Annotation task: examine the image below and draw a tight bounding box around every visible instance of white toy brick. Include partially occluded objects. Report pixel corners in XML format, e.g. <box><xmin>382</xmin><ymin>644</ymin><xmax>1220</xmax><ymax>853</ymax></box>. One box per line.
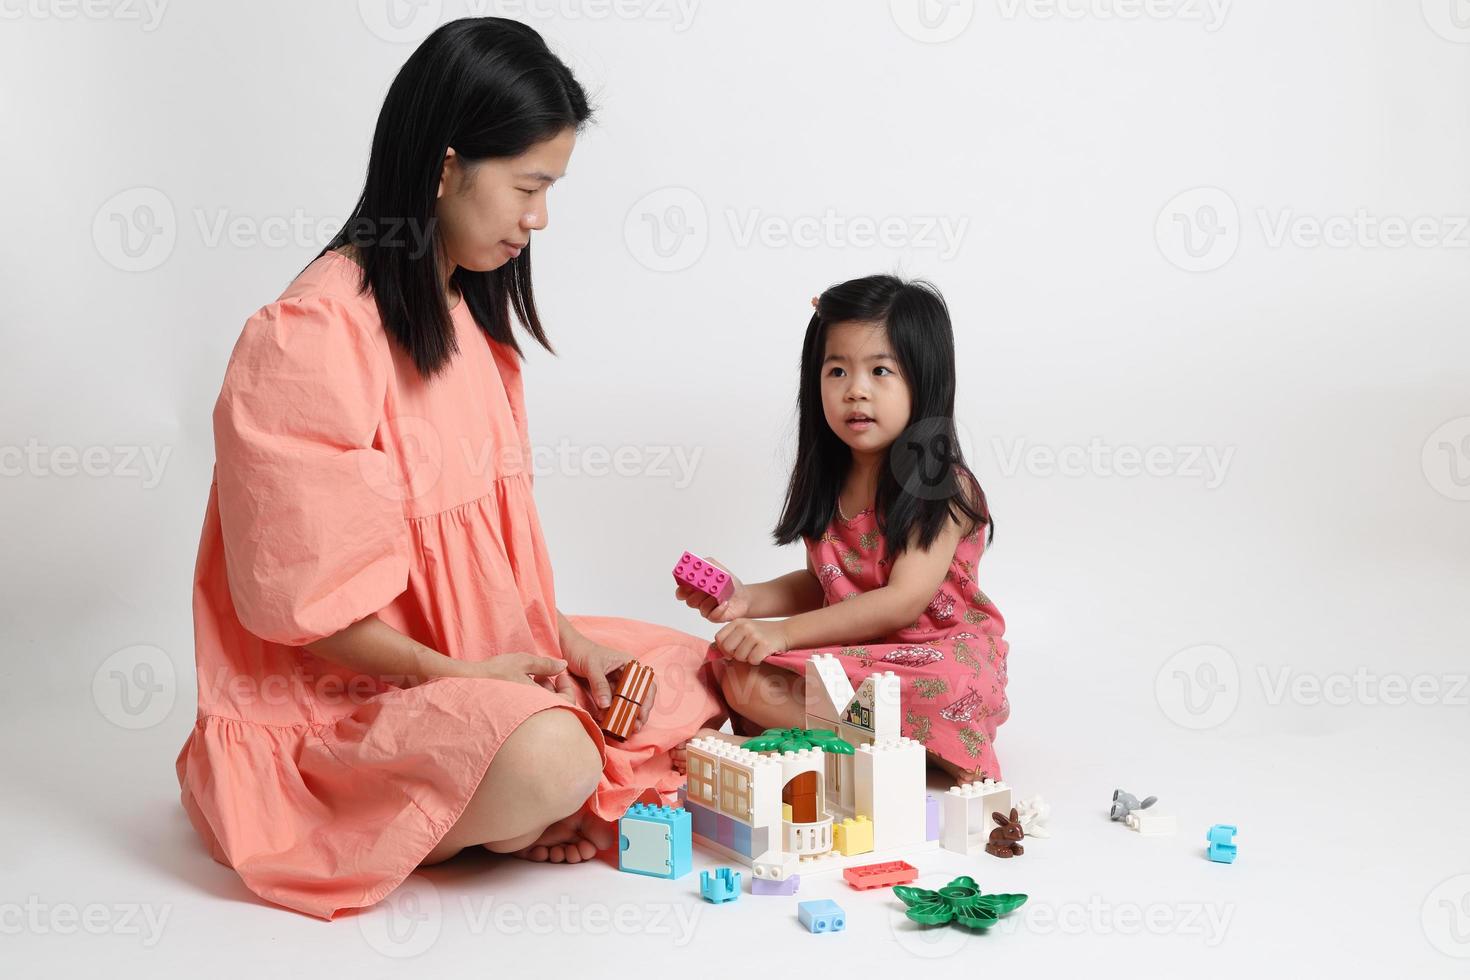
<box><xmin>1126</xmin><ymin>811</ymin><xmax>1177</xmax><ymax>836</ymax></box>
<box><xmin>805</xmin><ymin>653</ymin><xmax>854</xmax><ymax>727</ymax></box>
<box><xmin>941</xmin><ymin>779</ymin><xmax>1012</xmax><ymax>856</ymax></box>
<box><xmin>855</xmin><ymin>737</ymin><xmax>926</xmax><ymax>851</ymax></box>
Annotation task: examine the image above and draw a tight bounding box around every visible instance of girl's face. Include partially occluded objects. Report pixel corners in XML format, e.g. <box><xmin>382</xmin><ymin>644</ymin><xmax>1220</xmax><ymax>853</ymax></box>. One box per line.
<box><xmin>820</xmin><ymin>320</ymin><xmax>912</xmax><ymax>458</ymax></box>
<box><xmin>435</xmin><ymin>127</ymin><xmax>577</xmax><ymax>273</ymax></box>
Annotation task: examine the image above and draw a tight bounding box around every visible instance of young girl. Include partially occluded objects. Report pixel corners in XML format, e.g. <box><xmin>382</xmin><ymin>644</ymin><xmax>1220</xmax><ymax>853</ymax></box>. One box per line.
<box><xmin>676</xmin><ymin>274</ymin><xmax>1008</xmax><ymax>784</ymax></box>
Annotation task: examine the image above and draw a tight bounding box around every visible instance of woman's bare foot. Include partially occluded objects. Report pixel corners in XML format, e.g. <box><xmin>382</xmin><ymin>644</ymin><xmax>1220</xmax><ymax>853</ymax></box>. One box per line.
<box><xmin>501</xmin><ymin>806</ymin><xmax>617</xmax><ymax>864</ymax></box>
<box><xmin>671</xmin><ymin>728</ymin><xmax>726</xmax><ymax>773</ymax></box>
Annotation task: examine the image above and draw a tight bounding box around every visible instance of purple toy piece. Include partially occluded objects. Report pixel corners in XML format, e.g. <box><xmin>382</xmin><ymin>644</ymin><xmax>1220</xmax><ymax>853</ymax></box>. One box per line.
<box><xmin>752</xmin><ymin>875</ymin><xmax>800</xmax><ymax>896</ymax></box>
<box><xmin>673</xmin><ymin>552</ymin><xmax>734</xmax><ymax>604</ymax></box>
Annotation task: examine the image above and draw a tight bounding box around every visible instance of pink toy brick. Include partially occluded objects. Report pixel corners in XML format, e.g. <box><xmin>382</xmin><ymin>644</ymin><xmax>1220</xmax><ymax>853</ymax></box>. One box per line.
<box><xmin>673</xmin><ymin>552</ymin><xmax>734</xmax><ymax>604</ymax></box>
<box><xmin>843</xmin><ymin>860</ymin><xmax>918</xmax><ymax>890</ymax></box>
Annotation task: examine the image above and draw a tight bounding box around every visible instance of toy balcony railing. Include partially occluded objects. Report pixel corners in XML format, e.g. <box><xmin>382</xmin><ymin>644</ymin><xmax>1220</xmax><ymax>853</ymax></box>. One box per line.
<box><xmin>784</xmin><ymin>816</ymin><xmax>833</xmax><ymax>857</ymax></box>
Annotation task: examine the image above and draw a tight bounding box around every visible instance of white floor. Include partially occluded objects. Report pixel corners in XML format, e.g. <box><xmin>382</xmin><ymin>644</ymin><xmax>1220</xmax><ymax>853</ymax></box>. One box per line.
<box><xmin>7</xmin><ymin>633</ymin><xmax>1469</xmax><ymax>980</ymax></box>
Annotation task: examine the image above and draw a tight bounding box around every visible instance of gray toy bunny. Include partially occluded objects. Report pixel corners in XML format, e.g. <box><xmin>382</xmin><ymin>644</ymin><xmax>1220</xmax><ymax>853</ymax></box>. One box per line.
<box><xmin>1110</xmin><ymin>789</ymin><xmax>1157</xmax><ymax>821</ymax></box>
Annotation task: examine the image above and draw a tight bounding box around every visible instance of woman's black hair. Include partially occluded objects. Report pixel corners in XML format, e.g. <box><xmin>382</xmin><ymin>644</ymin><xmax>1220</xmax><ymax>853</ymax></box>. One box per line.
<box><xmin>317</xmin><ymin>17</ymin><xmax>593</xmax><ymax>378</ymax></box>
<box><xmin>773</xmin><ymin>274</ymin><xmax>993</xmax><ymax>556</ymax></box>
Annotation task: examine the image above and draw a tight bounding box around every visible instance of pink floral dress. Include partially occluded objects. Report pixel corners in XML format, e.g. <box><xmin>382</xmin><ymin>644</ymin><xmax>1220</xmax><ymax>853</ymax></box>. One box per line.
<box><xmin>760</xmin><ymin>506</ymin><xmax>1009</xmax><ymax>781</ymax></box>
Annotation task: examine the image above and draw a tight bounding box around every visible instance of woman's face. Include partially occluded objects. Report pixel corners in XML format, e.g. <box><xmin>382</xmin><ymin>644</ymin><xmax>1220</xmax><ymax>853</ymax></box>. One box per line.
<box><xmin>820</xmin><ymin>320</ymin><xmax>913</xmax><ymax>459</ymax></box>
<box><xmin>435</xmin><ymin>127</ymin><xmax>577</xmax><ymax>273</ymax></box>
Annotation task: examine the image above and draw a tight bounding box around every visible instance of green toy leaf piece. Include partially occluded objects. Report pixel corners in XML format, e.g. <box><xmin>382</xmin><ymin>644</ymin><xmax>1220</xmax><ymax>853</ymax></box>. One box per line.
<box><xmin>893</xmin><ymin>877</ymin><xmax>1027</xmax><ymax>931</ymax></box>
<box><xmin>740</xmin><ymin>727</ymin><xmax>855</xmax><ymax>755</ymax></box>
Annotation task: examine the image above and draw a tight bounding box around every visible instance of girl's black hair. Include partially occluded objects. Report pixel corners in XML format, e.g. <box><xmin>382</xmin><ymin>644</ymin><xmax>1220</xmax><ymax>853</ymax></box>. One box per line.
<box><xmin>773</xmin><ymin>274</ymin><xmax>993</xmax><ymax>556</ymax></box>
<box><xmin>317</xmin><ymin>17</ymin><xmax>593</xmax><ymax>378</ymax></box>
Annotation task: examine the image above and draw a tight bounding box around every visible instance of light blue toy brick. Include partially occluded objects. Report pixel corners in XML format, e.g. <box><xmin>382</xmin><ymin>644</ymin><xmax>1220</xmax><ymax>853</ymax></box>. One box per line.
<box><xmin>751</xmin><ymin>824</ymin><xmax>769</xmax><ymax>857</ymax></box>
<box><xmin>700</xmin><ymin>867</ymin><xmax>741</xmax><ymax>903</ymax></box>
<box><xmin>717</xmin><ymin>813</ymin><xmax>735</xmax><ymax>849</ymax></box>
<box><xmin>688</xmin><ymin>800</ymin><xmax>717</xmax><ymax>842</ymax></box>
<box><xmin>798</xmin><ymin>899</ymin><xmax>846</xmax><ymax>934</ymax></box>
<box><xmin>1206</xmin><ymin>823</ymin><xmax>1238</xmax><ymax>864</ymax></box>
<box><xmin>733</xmin><ymin>820</ymin><xmax>752</xmax><ymax>857</ymax></box>
<box><xmin>618</xmin><ymin>803</ymin><xmax>691</xmax><ymax>880</ymax></box>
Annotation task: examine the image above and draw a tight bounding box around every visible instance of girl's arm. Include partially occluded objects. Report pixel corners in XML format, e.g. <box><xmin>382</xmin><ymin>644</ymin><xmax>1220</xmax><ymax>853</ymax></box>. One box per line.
<box><xmin>779</xmin><ymin>515</ymin><xmax>969</xmax><ymax>650</ymax></box>
<box><xmin>744</xmin><ymin>561</ymin><xmax>827</xmax><ymax>618</ymax></box>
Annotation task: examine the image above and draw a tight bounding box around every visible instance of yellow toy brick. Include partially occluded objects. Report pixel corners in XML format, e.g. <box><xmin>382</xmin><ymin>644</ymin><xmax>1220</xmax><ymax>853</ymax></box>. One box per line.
<box><xmin>782</xmin><ymin>803</ymin><xmax>793</xmax><ymax>822</ymax></box>
<box><xmin>833</xmin><ymin>815</ymin><xmax>873</xmax><ymax>856</ymax></box>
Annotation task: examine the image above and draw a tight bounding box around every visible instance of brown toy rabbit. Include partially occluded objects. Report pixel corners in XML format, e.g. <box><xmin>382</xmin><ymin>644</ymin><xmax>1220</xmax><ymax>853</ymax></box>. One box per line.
<box><xmin>985</xmin><ymin>807</ymin><xmax>1025</xmax><ymax>858</ymax></box>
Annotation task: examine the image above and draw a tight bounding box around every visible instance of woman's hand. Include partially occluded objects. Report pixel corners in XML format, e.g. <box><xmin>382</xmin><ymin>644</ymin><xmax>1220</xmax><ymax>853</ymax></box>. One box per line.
<box><xmin>713</xmin><ymin>618</ymin><xmax>790</xmax><ymax>665</ymax></box>
<box><xmin>564</xmin><ymin>637</ymin><xmax>656</xmax><ymax>733</ymax></box>
<box><xmin>674</xmin><ymin>557</ymin><xmax>751</xmax><ymax>623</ymax></box>
<box><xmin>462</xmin><ymin>653</ymin><xmax>568</xmax><ymax>686</ymax></box>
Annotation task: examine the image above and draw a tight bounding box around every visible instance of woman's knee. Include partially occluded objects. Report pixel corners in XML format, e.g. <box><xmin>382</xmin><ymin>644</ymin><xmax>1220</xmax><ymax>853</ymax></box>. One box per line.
<box><xmin>497</xmin><ymin>707</ymin><xmax>603</xmax><ymax>811</ymax></box>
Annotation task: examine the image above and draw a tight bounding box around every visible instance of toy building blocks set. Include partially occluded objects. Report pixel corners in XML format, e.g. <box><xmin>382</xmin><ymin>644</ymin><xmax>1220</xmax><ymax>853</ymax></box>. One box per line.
<box><xmin>672</xmin><ymin>552</ymin><xmax>733</xmax><ymax>604</ymax></box>
<box><xmin>940</xmin><ymin>779</ymin><xmax>1012</xmax><ymax>857</ymax></box>
<box><xmin>617</xmin><ymin>803</ymin><xmax>691</xmax><ymax>880</ymax></box>
<box><xmin>601</xmin><ymin>660</ymin><xmax>654</xmax><ymax>742</ymax></box>
<box><xmin>678</xmin><ymin>654</ymin><xmax>936</xmax><ymax>880</ymax></box>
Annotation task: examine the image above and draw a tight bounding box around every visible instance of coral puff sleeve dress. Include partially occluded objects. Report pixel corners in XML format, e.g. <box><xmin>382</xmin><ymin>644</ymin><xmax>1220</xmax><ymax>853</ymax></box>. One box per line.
<box><xmin>176</xmin><ymin>251</ymin><xmax>725</xmax><ymax>920</ymax></box>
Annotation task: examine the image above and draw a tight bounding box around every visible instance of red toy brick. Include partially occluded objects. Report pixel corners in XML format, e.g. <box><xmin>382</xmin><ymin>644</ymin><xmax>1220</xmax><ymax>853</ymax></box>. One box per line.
<box><xmin>843</xmin><ymin>860</ymin><xmax>918</xmax><ymax>890</ymax></box>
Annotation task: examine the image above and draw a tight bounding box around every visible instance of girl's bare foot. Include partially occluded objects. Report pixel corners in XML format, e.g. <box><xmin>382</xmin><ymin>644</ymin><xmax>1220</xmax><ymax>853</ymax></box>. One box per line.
<box><xmin>501</xmin><ymin>806</ymin><xmax>617</xmax><ymax>864</ymax></box>
<box><xmin>671</xmin><ymin>728</ymin><xmax>727</xmax><ymax>773</ymax></box>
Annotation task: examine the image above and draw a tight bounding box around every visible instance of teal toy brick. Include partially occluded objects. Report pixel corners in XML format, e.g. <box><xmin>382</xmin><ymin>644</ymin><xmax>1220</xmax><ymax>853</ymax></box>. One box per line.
<box><xmin>618</xmin><ymin>803</ymin><xmax>692</xmax><ymax>879</ymax></box>
<box><xmin>1206</xmin><ymin>823</ymin><xmax>1238</xmax><ymax>864</ymax></box>
<box><xmin>700</xmin><ymin>866</ymin><xmax>741</xmax><ymax>903</ymax></box>
<box><xmin>798</xmin><ymin>899</ymin><xmax>846</xmax><ymax>933</ymax></box>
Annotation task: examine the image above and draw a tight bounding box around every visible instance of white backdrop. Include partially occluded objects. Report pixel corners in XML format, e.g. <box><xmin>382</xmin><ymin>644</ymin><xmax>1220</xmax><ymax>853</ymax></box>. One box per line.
<box><xmin>2</xmin><ymin>1</ymin><xmax>1468</xmax><ymax>976</ymax></box>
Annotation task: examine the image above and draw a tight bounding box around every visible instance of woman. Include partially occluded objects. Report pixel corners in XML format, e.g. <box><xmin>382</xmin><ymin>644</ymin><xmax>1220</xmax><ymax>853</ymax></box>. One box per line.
<box><xmin>175</xmin><ymin>17</ymin><xmax>725</xmax><ymax>920</ymax></box>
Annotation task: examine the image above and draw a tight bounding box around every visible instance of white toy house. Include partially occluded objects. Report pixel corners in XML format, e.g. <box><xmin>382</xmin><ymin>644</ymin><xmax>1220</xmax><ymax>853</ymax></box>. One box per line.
<box><xmin>679</xmin><ymin>654</ymin><xmax>940</xmax><ymax>880</ymax></box>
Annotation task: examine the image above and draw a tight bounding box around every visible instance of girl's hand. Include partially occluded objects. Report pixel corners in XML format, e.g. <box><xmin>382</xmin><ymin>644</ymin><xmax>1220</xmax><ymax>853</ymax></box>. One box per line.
<box><xmin>674</xmin><ymin>557</ymin><xmax>750</xmax><ymax>623</ymax></box>
<box><xmin>714</xmin><ymin>618</ymin><xmax>790</xmax><ymax>665</ymax></box>
<box><xmin>564</xmin><ymin>639</ymin><xmax>656</xmax><ymax>733</ymax></box>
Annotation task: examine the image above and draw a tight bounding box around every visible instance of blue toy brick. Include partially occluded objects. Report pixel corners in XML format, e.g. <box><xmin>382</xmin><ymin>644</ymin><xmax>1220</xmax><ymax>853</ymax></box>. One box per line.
<box><xmin>752</xmin><ymin>874</ymin><xmax>800</xmax><ymax>896</ymax></box>
<box><xmin>700</xmin><ymin>867</ymin><xmax>741</xmax><ymax>903</ymax></box>
<box><xmin>751</xmin><ymin>824</ymin><xmax>769</xmax><ymax>857</ymax></box>
<box><xmin>1206</xmin><ymin>823</ymin><xmax>1238</xmax><ymax>864</ymax></box>
<box><xmin>688</xmin><ymin>800</ymin><xmax>717</xmax><ymax>842</ymax></box>
<box><xmin>798</xmin><ymin>899</ymin><xmax>846</xmax><ymax>934</ymax></box>
<box><xmin>717</xmin><ymin>813</ymin><xmax>735</xmax><ymax>850</ymax></box>
<box><xmin>618</xmin><ymin>803</ymin><xmax>692</xmax><ymax>880</ymax></box>
<box><xmin>925</xmin><ymin>794</ymin><xmax>940</xmax><ymax>841</ymax></box>
<box><xmin>733</xmin><ymin>820</ymin><xmax>752</xmax><ymax>857</ymax></box>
